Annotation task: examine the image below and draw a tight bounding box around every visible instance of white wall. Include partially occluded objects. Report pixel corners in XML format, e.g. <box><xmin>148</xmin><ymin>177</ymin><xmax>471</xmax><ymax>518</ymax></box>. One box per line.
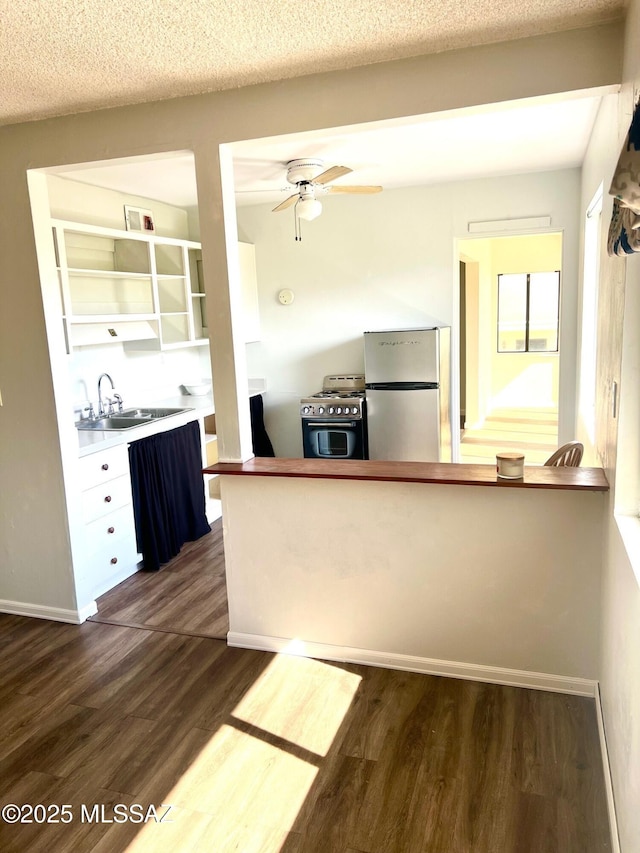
<box><xmin>66</xmin><ymin>344</ymin><xmax>211</xmax><ymax>414</ymax></box>
<box><xmin>222</xmin><ymin>475</ymin><xmax>604</xmax><ymax>682</ymax></box>
<box><xmin>46</xmin><ymin>174</ymin><xmax>193</xmax><ymax>238</ymax></box>
<box><xmin>239</xmin><ymin>183</ymin><xmax>451</xmax><ymax>456</ymax></box>
<box><xmin>238</xmin><ymin>171</ymin><xmax>580</xmax><ymax>456</ymax></box>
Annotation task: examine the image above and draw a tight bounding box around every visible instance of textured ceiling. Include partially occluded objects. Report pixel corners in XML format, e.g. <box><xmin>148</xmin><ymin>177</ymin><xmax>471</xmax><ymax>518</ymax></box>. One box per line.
<box><xmin>0</xmin><ymin>0</ymin><xmax>626</xmax><ymax>127</ymax></box>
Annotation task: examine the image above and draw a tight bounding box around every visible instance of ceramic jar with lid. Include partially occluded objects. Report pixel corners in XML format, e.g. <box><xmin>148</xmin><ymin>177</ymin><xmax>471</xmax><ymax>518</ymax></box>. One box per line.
<box><xmin>496</xmin><ymin>452</ymin><xmax>525</xmax><ymax>479</ymax></box>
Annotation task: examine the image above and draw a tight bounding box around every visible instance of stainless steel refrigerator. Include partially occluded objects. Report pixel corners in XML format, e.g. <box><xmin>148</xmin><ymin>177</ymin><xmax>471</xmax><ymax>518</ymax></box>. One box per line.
<box><xmin>364</xmin><ymin>327</ymin><xmax>451</xmax><ymax>462</ymax></box>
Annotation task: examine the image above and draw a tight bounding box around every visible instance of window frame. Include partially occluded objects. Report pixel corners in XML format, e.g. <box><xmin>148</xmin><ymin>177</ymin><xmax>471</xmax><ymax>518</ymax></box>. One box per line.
<box><xmin>496</xmin><ymin>270</ymin><xmax>561</xmax><ymax>354</ymax></box>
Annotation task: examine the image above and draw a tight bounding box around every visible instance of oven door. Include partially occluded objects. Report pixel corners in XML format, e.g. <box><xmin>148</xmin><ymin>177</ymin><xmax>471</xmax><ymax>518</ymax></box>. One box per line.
<box><xmin>302</xmin><ymin>419</ymin><xmax>365</xmax><ymax>459</ymax></box>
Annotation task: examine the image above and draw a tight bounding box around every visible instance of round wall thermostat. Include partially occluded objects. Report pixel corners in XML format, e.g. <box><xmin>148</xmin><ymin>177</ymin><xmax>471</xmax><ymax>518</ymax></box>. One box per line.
<box><xmin>278</xmin><ymin>289</ymin><xmax>295</xmax><ymax>305</ymax></box>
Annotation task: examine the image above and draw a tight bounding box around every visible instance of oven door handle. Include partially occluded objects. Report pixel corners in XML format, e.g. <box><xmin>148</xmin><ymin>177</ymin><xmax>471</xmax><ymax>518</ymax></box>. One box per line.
<box><xmin>305</xmin><ymin>421</ymin><xmax>358</xmax><ymax>427</ymax></box>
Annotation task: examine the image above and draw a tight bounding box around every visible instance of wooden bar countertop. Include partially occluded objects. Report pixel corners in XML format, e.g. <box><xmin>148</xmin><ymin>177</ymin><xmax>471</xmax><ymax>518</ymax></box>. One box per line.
<box><xmin>203</xmin><ymin>458</ymin><xmax>609</xmax><ymax>491</ymax></box>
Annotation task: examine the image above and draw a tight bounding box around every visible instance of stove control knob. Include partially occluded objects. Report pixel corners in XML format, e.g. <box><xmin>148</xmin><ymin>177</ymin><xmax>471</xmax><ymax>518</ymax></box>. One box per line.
<box><xmin>336</xmin><ymin>406</ymin><xmax>342</xmax><ymax>414</ymax></box>
<box><xmin>328</xmin><ymin>406</ymin><xmax>335</xmax><ymax>415</ymax></box>
<box><xmin>352</xmin><ymin>406</ymin><xmax>359</xmax><ymax>415</ymax></box>
<box><xmin>318</xmin><ymin>406</ymin><xmax>325</xmax><ymax>414</ymax></box>
<box><xmin>302</xmin><ymin>406</ymin><xmax>310</xmax><ymax>415</ymax></box>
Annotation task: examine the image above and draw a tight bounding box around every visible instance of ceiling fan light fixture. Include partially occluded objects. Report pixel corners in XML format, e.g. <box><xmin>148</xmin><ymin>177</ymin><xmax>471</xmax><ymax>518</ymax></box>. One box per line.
<box><xmin>296</xmin><ymin>197</ymin><xmax>322</xmax><ymax>221</ymax></box>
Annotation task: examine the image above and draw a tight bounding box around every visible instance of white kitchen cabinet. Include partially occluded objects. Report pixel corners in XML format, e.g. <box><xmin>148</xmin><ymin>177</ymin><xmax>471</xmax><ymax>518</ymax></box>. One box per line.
<box><xmin>77</xmin><ymin>444</ymin><xmax>140</xmax><ymax>599</ymax></box>
<box><xmin>190</xmin><ymin>242</ymin><xmax>261</xmax><ymax>343</ymax></box>
<box><xmin>78</xmin><ymin>442</ymin><xmax>131</xmax><ymax>487</ymax></box>
<box><xmin>52</xmin><ymin>220</ymin><xmax>207</xmax><ymax>352</ymax></box>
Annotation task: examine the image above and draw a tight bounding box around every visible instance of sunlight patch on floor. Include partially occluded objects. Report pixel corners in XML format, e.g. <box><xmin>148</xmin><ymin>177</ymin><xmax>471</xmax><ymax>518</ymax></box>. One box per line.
<box><xmin>232</xmin><ymin>647</ymin><xmax>362</xmax><ymax>757</ymax></box>
<box><xmin>124</xmin><ymin>650</ymin><xmax>361</xmax><ymax>852</ymax></box>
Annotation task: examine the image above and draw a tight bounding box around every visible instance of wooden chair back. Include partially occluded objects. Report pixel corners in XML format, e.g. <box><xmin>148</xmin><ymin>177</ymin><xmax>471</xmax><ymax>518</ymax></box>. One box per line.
<box><xmin>544</xmin><ymin>441</ymin><xmax>584</xmax><ymax>467</ymax></box>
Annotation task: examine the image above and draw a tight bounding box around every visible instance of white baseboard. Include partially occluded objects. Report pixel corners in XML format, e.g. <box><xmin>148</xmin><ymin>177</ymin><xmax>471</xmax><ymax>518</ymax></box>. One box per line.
<box><xmin>595</xmin><ymin>684</ymin><xmax>621</xmax><ymax>853</ymax></box>
<box><xmin>227</xmin><ymin>632</ymin><xmax>598</xmax><ymax>697</ymax></box>
<box><xmin>0</xmin><ymin>598</ymin><xmax>97</xmax><ymax>625</ymax></box>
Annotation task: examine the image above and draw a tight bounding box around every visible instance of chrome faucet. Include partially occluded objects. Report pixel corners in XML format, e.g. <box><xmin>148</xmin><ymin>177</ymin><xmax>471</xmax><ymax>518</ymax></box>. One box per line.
<box><xmin>97</xmin><ymin>373</ymin><xmax>123</xmax><ymax>416</ymax></box>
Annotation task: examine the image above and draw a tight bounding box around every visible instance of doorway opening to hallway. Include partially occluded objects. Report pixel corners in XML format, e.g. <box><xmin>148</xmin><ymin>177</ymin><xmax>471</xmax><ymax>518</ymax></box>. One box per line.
<box><xmin>458</xmin><ymin>232</ymin><xmax>562</xmax><ymax>465</ymax></box>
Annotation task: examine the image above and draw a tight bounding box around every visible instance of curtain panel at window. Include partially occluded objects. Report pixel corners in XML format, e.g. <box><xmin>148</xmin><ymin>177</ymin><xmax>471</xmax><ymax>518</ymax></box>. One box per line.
<box><xmin>608</xmin><ymin>98</ymin><xmax>640</xmax><ymax>256</ymax></box>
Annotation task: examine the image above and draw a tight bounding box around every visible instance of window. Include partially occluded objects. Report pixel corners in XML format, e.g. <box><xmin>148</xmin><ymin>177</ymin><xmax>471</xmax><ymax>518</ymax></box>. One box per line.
<box><xmin>497</xmin><ymin>271</ymin><xmax>560</xmax><ymax>353</ymax></box>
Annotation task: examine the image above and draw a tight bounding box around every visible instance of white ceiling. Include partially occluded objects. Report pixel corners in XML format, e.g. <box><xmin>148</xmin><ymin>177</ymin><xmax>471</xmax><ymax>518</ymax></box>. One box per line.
<box><xmin>0</xmin><ymin>0</ymin><xmax>624</xmax><ymax>127</ymax></box>
<box><xmin>50</xmin><ymin>94</ymin><xmax>604</xmax><ymax>209</ymax></box>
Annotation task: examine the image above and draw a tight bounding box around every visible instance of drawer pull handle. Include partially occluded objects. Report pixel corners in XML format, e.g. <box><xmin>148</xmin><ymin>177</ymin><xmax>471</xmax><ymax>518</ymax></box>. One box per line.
<box><xmin>101</xmin><ymin>463</ymin><xmax>109</xmax><ymax>471</ymax></box>
<box><xmin>110</xmin><ymin>557</ymin><xmax>118</xmax><ymax>565</ymax></box>
<box><xmin>104</xmin><ymin>495</ymin><xmax>112</xmax><ymax>503</ymax></box>
<box><xmin>107</xmin><ymin>526</ymin><xmax>115</xmax><ymax>534</ymax></box>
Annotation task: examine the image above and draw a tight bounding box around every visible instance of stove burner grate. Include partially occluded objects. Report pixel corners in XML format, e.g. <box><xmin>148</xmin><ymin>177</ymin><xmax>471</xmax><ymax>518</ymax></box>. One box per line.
<box><xmin>311</xmin><ymin>391</ymin><xmax>364</xmax><ymax>400</ymax></box>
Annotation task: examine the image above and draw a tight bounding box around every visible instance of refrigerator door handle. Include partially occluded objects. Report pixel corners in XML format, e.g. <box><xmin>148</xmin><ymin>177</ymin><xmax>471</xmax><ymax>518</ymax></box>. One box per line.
<box><xmin>365</xmin><ymin>381</ymin><xmax>439</xmax><ymax>391</ymax></box>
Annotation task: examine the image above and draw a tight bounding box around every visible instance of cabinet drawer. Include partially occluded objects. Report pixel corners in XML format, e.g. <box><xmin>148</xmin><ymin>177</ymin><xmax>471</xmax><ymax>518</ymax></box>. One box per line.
<box><xmin>85</xmin><ymin>531</ymin><xmax>140</xmax><ymax>589</ymax></box>
<box><xmin>84</xmin><ymin>504</ymin><xmax>137</xmax><ymax>555</ymax></box>
<box><xmin>79</xmin><ymin>444</ymin><xmax>130</xmax><ymax>490</ymax></box>
<box><xmin>82</xmin><ymin>474</ymin><xmax>133</xmax><ymax>523</ymax></box>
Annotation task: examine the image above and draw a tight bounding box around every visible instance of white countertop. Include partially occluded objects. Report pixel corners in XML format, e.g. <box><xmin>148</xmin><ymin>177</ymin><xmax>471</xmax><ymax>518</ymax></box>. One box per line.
<box><xmin>76</xmin><ymin>386</ymin><xmax>266</xmax><ymax>456</ymax></box>
<box><xmin>77</xmin><ymin>393</ymin><xmax>215</xmax><ymax>457</ymax></box>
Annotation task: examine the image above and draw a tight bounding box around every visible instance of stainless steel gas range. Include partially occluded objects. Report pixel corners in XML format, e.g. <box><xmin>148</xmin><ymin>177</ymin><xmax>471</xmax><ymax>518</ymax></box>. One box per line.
<box><xmin>300</xmin><ymin>375</ymin><xmax>368</xmax><ymax>459</ymax></box>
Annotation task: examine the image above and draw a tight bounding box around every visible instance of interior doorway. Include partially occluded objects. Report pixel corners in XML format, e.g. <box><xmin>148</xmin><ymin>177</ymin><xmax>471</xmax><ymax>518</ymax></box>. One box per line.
<box><xmin>458</xmin><ymin>233</ymin><xmax>561</xmax><ymax>465</ymax></box>
<box><xmin>31</xmin><ymin>151</ymin><xmax>226</xmax><ymax>632</ymax></box>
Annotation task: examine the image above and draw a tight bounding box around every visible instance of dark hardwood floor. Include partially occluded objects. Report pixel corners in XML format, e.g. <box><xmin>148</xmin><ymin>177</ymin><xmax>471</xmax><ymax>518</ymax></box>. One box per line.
<box><xmin>89</xmin><ymin>519</ymin><xmax>229</xmax><ymax>639</ymax></box>
<box><xmin>0</xmin><ymin>609</ymin><xmax>611</xmax><ymax>852</ymax></box>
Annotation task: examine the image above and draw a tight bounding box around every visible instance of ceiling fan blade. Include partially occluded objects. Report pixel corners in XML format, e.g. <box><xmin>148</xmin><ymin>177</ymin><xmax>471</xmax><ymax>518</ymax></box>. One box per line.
<box><xmin>326</xmin><ymin>185</ymin><xmax>383</xmax><ymax>194</ymax></box>
<box><xmin>272</xmin><ymin>194</ymin><xmax>299</xmax><ymax>212</ymax></box>
<box><xmin>313</xmin><ymin>165</ymin><xmax>353</xmax><ymax>185</ymax></box>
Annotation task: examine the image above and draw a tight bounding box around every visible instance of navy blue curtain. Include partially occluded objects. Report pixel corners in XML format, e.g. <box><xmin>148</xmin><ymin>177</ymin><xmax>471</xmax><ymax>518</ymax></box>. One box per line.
<box><xmin>128</xmin><ymin>420</ymin><xmax>211</xmax><ymax>571</ymax></box>
<box><xmin>250</xmin><ymin>394</ymin><xmax>275</xmax><ymax>456</ymax></box>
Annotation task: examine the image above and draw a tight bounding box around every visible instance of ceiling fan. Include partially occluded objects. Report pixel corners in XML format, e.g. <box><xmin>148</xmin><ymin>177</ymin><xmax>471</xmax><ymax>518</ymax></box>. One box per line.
<box><xmin>272</xmin><ymin>158</ymin><xmax>382</xmax><ymax>224</ymax></box>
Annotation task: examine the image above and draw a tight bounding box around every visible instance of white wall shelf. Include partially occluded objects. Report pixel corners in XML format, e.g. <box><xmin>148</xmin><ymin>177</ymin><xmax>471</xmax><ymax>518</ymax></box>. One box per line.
<box><xmin>51</xmin><ymin>220</ymin><xmax>261</xmax><ymax>352</ymax></box>
<box><xmin>52</xmin><ymin>219</ymin><xmax>208</xmax><ymax>352</ymax></box>
<box><xmin>66</xmin><ymin>313</ymin><xmax>158</xmax><ymax>323</ymax></box>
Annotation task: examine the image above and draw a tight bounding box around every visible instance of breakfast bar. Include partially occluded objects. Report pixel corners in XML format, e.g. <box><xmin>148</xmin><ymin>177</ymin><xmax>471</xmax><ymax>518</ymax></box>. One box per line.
<box><xmin>203</xmin><ymin>457</ymin><xmax>609</xmax><ymax>490</ymax></box>
<box><xmin>206</xmin><ymin>457</ymin><xmax>609</xmax><ymax>696</ymax></box>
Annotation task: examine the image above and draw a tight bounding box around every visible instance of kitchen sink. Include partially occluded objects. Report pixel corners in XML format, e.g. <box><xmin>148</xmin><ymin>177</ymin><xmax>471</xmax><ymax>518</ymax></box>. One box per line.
<box><xmin>119</xmin><ymin>407</ymin><xmax>193</xmax><ymax>419</ymax></box>
<box><xmin>76</xmin><ymin>406</ymin><xmax>194</xmax><ymax>431</ymax></box>
<box><xmin>77</xmin><ymin>416</ymin><xmax>153</xmax><ymax>431</ymax></box>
